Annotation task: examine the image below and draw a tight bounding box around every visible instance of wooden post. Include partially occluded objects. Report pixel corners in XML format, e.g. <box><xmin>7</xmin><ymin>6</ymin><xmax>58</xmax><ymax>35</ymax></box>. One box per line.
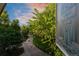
<box><xmin>0</xmin><ymin>3</ymin><xmax>6</xmax><ymax>15</ymax></box>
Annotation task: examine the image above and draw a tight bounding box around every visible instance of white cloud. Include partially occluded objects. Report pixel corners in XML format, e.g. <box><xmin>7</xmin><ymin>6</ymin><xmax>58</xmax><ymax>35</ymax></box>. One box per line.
<box><xmin>13</xmin><ymin>3</ymin><xmax>48</xmax><ymax>26</ymax></box>
<box><xmin>16</xmin><ymin>12</ymin><xmax>33</xmax><ymax>26</ymax></box>
<box><xmin>13</xmin><ymin>9</ymin><xmax>23</xmax><ymax>17</ymax></box>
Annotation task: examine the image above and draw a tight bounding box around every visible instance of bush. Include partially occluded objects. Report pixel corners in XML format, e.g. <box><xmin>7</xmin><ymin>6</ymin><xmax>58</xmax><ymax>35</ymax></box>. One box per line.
<box><xmin>33</xmin><ymin>35</ymin><xmax>64</xmax><ymax>56</ymax></box>
<box><xmin>0</xmin><ymin>11</ymin><xmax>27</xmax><ymax>55</ymax></box>
<box><xmin>0</xmin><ymin>25</ymin><xmax>24</xmax><ymax>55</ymax></box>
<box><xmin>21</xmin><ymin>25</ymin><xmax>29</xmax><ymax>40</ymax></box>
<box><xmin>0</xmin><ymin>11</ymin><xmax>25</xmax><ymax>55</ymax></box>
<box><xmin>29</xmin><ymin>4</ymin><xmax>64</xmax><ymax>56</ymax></box>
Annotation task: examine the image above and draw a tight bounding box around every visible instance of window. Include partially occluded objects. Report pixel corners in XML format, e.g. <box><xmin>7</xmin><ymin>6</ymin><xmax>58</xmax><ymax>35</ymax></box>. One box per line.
<box><xmin>56</xmin><ymin>3</ymin><xmax>79</xmax><ymax>55</ymax></box>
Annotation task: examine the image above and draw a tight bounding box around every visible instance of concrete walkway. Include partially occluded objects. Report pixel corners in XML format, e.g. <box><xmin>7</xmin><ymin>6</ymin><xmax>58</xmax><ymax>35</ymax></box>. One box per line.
<box><xmin>21</xmin><ymin>37</ymin><xmax>49</xmax><ymax>56</ymax></box>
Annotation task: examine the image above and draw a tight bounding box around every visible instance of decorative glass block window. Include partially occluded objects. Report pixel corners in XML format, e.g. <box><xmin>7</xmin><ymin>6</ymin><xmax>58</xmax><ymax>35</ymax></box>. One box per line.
<box><xmin>56</xmin><ymin>3</ymin><xmax>79</xmax><ymax>56</ymax></box>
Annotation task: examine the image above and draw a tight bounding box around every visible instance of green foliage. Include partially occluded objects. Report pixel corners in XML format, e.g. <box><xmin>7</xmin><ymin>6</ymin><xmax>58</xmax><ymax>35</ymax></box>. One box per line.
<box><xmin>11</xmin><ymin>19</ymin><xmax>20</xmax><ymax>31</ymax></box>
<box><xmin>0</xmin><ymin>11</ymin><xmax>25</xmax><ymax>55</ymax></box>
<box><xmin>0</xmin><ymin>26</ymin><xmax>22</xmax><ymax>47</ymax></box>
<box><xmin>0</xmin><ymin>11</ymin><xmax>10</xmax><ymax>26</ymax></box>
<box><xmin>21</xmin><ymin>25</ymin><xmax>29</xmax><ymax>40</ymax></box>
<box><xmin>29</xmin><ymin>4</ymin><xmax>64</xmax><ymax>56</ymax></box>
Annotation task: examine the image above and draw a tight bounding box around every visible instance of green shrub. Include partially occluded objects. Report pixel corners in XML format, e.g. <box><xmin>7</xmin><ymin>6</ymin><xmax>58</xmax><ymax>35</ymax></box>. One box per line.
<box><xmin>0</xmin><ymin>25</ymin><xmax>22</xmax><ymax>50</ymax></box>
<box><xmin>29</xmin><ymin>4</ymin><xmax>64</xmax><ymax>56</ymax></box>
<box><xmin>21</xmin><ymin>25</ymin><xmax>29</xmax><ymax>40</ymax></box>
<box><xmin>0</xmin><ymin>11</ymin><xmax>25</xmax><ymax>55</ymax></box>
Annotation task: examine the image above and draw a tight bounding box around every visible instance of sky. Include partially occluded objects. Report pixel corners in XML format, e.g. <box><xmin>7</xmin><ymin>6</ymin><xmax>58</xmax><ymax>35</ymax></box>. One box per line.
<box><xmin>5</xmin><ymin>3</ymin><xmax>48</xmax><ymax>26</ymax></box>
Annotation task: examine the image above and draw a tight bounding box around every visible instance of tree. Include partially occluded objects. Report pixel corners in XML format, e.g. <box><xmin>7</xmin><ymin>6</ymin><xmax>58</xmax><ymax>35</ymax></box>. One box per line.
<box><xmin>29</xmin><ymin>4</ymin><xmax>63</xmax><ymax>55</ymax></box>
<box><xmin>11</xmin><ymin>19</ymin><xmax>20</xmax><ymax>31</ymax></box>
<box><xmin>0</xmin><ymin>11</ymin><xmax>10</xmax><ymax>27</ymax></box>
<box><xmin>0</xmin><ymin>11</ymin><xmax>24</xmax><ymax>55</ymax></box>
<box><xmin>21</xmin><ymin>25</ymin><xmax>29</xmax><ymax>40</ymax></box>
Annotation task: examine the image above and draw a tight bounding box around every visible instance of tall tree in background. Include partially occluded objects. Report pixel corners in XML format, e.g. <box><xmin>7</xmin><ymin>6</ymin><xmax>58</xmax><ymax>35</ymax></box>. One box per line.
<box><xmin>21</xmin><ymin>25</ymin><xmax>29</xmax><ymax>40</ymax></box>
<box><xmin>11</xmin><ymin>19</ymin><xmax>20</xmax><ymax>31</ymax></box>
<box><xmin>0</xmin><ymin>11</ymin><xmax>10</xmax><ymax>27</ymax></box>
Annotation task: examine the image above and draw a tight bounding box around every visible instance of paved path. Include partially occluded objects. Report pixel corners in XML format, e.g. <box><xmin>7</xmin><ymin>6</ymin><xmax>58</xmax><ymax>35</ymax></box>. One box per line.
<box><xmin>21</xmin><ymin>37</ymin><xmax>49</xmax><ymax>56</ymax></box>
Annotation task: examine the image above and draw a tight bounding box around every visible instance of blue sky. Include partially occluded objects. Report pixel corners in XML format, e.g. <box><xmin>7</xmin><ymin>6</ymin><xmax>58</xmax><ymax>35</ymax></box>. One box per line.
<box><xmin>4</xmin><ymin>3</ymin><xmax>48</xmax><ymax>25</ymax></box>
<box><xmin>5</xmin><ymin>3</ymin><xmax>32</xmax><ymax>20</ymax></box>
<box><xmin>5</xmin><ymin>3</ymin><xmax>33</xmax><ymax>25</ymax></box>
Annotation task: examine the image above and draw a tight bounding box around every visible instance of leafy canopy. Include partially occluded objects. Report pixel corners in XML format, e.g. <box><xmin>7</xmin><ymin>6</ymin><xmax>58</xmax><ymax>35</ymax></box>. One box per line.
<box><xmin>29</xmin><ymin>4</ymin><xmax>63</xmax><ymax>55</ymax></box>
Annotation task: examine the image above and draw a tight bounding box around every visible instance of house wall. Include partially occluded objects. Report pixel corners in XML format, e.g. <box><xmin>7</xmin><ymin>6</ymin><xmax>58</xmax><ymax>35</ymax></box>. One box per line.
<box><xmin>56</xmin><ymin>3</ymin><xmax>79</xmax><ymax>56</ymax></box>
